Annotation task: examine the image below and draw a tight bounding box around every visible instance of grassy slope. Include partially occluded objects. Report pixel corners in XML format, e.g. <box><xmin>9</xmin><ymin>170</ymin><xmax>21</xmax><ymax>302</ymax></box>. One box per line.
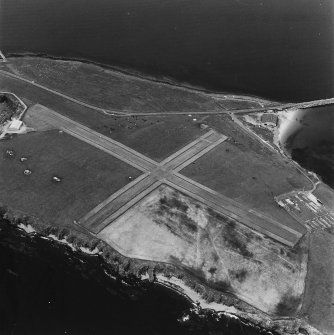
<box><xmin>7</xmin><ymin>56</ymin><xmax>263</xmax><ymax>113</ymax></box>
<box><xmin>95</xmin><ymin>114</ymin><xmax>205</xmax><ymax>161</ymax></box>
<box><xmin>300</xmin><ymin>231</ymin><xmax>334</xmax><ymax>335</ymax></box>
<box><xmin>0</xmin><ymin>130</ymin><xmax>141</xmax><ymax>226</ymax></box>
<box><xmin>314</xmin><ymin>183</ymin><xmax>334</xmax><ymax>212</ymax></box>
<box><xmin>1</xmin><ymin>74</ymin><xmax>203</xmax><ymax>161</ymax></box>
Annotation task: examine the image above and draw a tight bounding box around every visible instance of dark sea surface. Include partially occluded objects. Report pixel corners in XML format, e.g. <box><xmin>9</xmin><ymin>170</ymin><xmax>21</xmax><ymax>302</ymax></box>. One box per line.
<box><xmin>285</xmin><ymin>105</ymin><xmax>334</xmax><ymax>188</ymax></box>
<box><xmin>0</xmin><ymin>220</ymin><xmax>274</xmax><ymax>335</ymax></box>
<box><xmin>1</xmin><ymin>0</ymin><xmax>333</xmax><ymax>101</ymax></box>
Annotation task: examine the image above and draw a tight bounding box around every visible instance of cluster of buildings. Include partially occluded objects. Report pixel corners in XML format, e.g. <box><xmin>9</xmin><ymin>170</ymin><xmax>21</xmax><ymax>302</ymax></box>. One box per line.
<box><xmin>277</xmin><ymin>192</ymin><xmax>334</xmax><ymax>231</ymax></box>
<box><xmin>8</xmin><ymin>119</ymin><xmax>23</xmax><ymax>131</ymax></box>
<box><xmin>259</xmin><ymin>112</ymin><xmax>278</xmax><ymax>127</ymax></box>
<box><xmin>0</xmin><ymin>93</ymin><xmax>26</xmax><ymax>138</ymax></box>
<box><xmin>243</xmin><ymin>111</ymin><xmax>279</xmax><ymax>130</ymax></box>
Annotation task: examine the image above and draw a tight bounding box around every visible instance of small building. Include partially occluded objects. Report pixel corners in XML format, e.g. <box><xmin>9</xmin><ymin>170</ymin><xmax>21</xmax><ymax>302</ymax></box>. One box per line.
<box><xmin>260</xmin><ymin>113</ymin><xmax>278</xmax><ymax>126</ymax></box>
<box><xmin>8</xmin><ymin>119</ymin><xmax>23</xmax><ymax>131</ymax></box>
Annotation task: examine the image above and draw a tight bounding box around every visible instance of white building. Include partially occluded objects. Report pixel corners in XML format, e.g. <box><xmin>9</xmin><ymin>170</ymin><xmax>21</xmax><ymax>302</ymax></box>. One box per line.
<box><xmin>8</xmin><ymin>119</ymin><xmax>23</xmax><ymax>131</ymax></box>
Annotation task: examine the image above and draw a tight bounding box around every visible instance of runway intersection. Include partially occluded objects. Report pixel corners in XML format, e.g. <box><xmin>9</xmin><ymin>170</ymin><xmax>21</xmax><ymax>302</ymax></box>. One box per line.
<box><xmin>31</xmin><ymin>104</ymin><xmax>303</xmax><ymax>247</ymax></box>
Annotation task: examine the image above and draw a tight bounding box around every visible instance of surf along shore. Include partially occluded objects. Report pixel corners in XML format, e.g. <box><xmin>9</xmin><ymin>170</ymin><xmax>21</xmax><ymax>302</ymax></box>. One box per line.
<box><xmin>0</xmin><ymin>209</ymin><xmax>307</xmax><ymax>335</ymax></box>
<box><xmin>0</xmin><ymin>55</ymin><xmax>329</xmax><ymax>335</ymax></box>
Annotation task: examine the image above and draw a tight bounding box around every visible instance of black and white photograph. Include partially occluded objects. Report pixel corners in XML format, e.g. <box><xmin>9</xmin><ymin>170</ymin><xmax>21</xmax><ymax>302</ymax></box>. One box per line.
<box><xmin>0</xmin><ymin>1</ymin><xmax>333</xmax><ymax>334</ymax></box>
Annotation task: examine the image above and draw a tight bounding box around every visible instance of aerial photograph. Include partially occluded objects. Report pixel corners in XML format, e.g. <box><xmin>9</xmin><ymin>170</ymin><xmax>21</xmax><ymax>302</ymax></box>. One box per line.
<box><xmin>0</xmin><ymin>0</ymin><xmax>333</xmax><ymax>334</ymax></box>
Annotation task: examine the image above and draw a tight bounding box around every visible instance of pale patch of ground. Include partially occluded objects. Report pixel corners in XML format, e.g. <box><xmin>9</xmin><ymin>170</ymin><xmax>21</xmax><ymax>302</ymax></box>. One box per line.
<box><xmin>98</xmin><ymin>189</ymin><xmax>197</xmax><ymax>264</ymax></box>
<box><xmin>0</xmin><ymin>120</ymin><xmax>34</xmax><ymax>139</ymax></box>
<box><xmin>98</xmin><ymin>185</ymin><xmax>308</xmax><ymax>315</ymax></box>
<box><xmin>300</xmin><ymin>230</ymin><xmax>334</xmax><ymax>335</ymax></box>
<box><xmin>186</xmin><ymin>204</ymin><xmax>208</xmax><ymax>229</ymax></box>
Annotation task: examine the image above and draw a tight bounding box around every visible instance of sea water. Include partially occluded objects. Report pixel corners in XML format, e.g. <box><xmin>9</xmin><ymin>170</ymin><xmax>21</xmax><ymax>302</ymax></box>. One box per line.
<box><xmin>1</xmin><ymin>0</ymin><xmax>333</xmax><ymax>101</ymax></box>
<box><xmin>0</xmin><ymin>220</ymin><xmax>274</xmax><ymax>335</ymax></box>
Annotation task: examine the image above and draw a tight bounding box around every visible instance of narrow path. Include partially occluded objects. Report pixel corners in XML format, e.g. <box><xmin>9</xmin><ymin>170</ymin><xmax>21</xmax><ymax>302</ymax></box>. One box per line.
<box><xmin>0</xmin><ymin>69</ymin><xmax>127</xmax><ymax>116</ymax></box>
<box><xmin>1</xmin><ymin>69</ymin><xmax>333</xmax><ymax>117</ymax></box>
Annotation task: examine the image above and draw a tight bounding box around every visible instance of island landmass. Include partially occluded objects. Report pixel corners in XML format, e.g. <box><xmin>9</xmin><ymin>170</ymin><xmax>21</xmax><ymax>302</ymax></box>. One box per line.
<box><xmin>1</xmin><ymin>55</ymin><xmax>334</xmax><ymax>335</ymax></box>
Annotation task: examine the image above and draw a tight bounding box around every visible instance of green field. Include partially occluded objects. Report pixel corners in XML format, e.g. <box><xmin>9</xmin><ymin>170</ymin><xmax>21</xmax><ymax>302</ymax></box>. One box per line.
<box><xmin>0</xmin><ymin>130</ymin><xmax>141</xmax><ymax>226</ymax></box>
<box><xmin>300</xmin><ymin>231</ymin><xmax>334</xmax><ymax>334</ymax></box>
<box><xmin>1</xmin><ymin>75</ymin><xmax>204</xmax><ymax>161</ymax></box>
<box><xmin>314</xmin><ymin>183</ymin><xmax>334</xmax><ymax>212</ymax></box>
<box><xmin>6</xmin><ymin>56</ymin><xmax>263</xmax><ymax>114</ymax></box>
<box><xmin>96</xmin><ymin>114</ymin><xmax>204</xmax><ymax>161</ymax></box>
<box><xmin>181</xmin><ymin>140</ymin><xmax>311</xmax><ymax>233</ymax></box>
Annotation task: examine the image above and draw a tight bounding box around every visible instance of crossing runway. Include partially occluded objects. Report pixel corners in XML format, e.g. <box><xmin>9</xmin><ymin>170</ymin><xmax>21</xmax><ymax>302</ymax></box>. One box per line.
<box><xmin>31</xmin><ymin>103</ymin><xmax>303</xmax><ymax>246</ymax></box>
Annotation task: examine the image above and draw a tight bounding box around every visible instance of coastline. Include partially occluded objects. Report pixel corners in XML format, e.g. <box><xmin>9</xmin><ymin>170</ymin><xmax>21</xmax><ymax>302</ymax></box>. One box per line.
<box><xmin>4</xmin><ymin>52</ymin><xmax>277</xmax><ymax>106</ymax></box>
<box><xmin>0</xmin><ymin>54</ymin><xmax>329</xmax><ymax>335</ymax></box>
<box><xmin>276</xmin><ymin>108</ymin><xmax>307</xmax><ymax>157</ymax></box>
<box><xmin>0</xmin><ymin>205</ymin><xmax>319</xmax><ymax>335</ymax></box>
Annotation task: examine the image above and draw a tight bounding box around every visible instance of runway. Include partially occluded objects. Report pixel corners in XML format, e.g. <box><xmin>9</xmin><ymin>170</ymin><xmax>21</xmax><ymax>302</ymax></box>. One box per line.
<box><xmin>166</xmin><ymin>174</ymin><xmax>301</xmax><ymax>246</ymax></box>
<box><xmin>31</xmin><ymin>103</ymin><xmax>303</xmax><ymax>246</ymax></box>
<box><xmin>1</xmin><ymin>70</ymin><xmax>334</xmax><ymax>118</ymax></box>
<box><xmin>31</xmin><ymin>104</ymin><xmax>157</xmax><ymax>172</ymax></box>
<box><xmin>80</xmin><ymin>129</ymin><xmax>227</xmax><ymax>233</ymax></box>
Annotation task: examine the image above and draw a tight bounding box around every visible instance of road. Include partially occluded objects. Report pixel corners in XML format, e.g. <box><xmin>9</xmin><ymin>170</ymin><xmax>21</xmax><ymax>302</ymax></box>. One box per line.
<box><xmin>167</xmin><ymin>174</ymin><xmax>301</xmax><ymax>247</ymax></box>
<box><xmin>0</xmin><ymin>69</ymin><xmax>126</xmax><ymax>116</ymax></box>
<box><xmin>0</xmin><ymin>51</ymin><xmax>7</xmax><ymax>62</ymax></box>
<box><xmin>1</xmin><ymin>69</ymin><xmax>310</xmax><ymax>246</ymax></box>
<box><xmin>116</xmin><ymin>96</ymin><xmax>334</xmax><ymax>116</ymax></box>
<box><xmin>79</xmin><ymin>129</ymin><xmax>227</xmax><ymax>233</ymax></box>
<box><xmin>81</xmin><ymin>174</ymin><xmax>158</xmax><ymax>233</ymax></box>
<box><xmin>1</xmin><ymin>69</ymin><xmax>333</xmax><ymax>117</ymax></box>
<box><xmin>31</xmin><ymin>104</ymin><xmax>157</xmax><ymax>172</ymax></box>
<box><xmin>27</xmin><ymin>102</ymin><xmax>303</xmax><ymax>246</ymax></box>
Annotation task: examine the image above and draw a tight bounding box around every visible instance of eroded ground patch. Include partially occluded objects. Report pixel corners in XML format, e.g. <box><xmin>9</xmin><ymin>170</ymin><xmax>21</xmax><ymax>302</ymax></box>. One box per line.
<box><xmin>98</xmin><ymin>185</ymin><xmax>308</xmax><ymax>315</ymax></box>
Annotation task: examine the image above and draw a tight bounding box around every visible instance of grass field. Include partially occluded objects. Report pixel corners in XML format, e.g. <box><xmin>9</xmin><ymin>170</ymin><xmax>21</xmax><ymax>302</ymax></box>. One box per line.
<box><xmin>6</xmin><ymin>56</ymin><xmax>263</xmax><ymax>114</ymax></box>
<box><xmin>98</xmin><ymin>185</ymin><xmax>308</xmax><ymax>315</ymax></box>
<box><xmin>314</xmin><ymin>183</ymin><xmax>334</xmax><ymax>212</ymax></box>
<box><xmin>0</xmin><ymin>130</ymin><xmax>141</xmax><ymax>226</ymax></box>
<box><xmin>300</xmin><ymin>231</ymin><xmax>334</xmax><ymax>335</ymax></box>
<box><xmin>96</xmin><ymin>114</ymin><xmax>204</xmax><ymax>161</ymax></box>
<box><xmin>181</xmin><ymin>140</ymin><xmax>310</xmax><ymax>233</ymax></box>
<box><xmin>1</xmin><ymin>75</ymin><xmax>204</xmax><ymax>161</ymax></box>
